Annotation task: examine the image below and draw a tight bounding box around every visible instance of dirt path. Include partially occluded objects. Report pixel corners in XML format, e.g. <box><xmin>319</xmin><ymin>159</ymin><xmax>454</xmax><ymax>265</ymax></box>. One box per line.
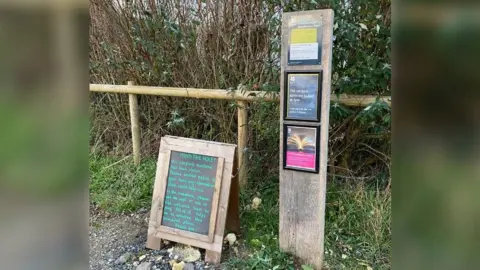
<box><xmin>89</xmin><ymin>207</ymin><xmax>207</xmax><ymax>270</ymax></box>
<box><xmin>90</xmin><ymin>208</ymin><xmax>147</xmax><ymax>269</ymax></box>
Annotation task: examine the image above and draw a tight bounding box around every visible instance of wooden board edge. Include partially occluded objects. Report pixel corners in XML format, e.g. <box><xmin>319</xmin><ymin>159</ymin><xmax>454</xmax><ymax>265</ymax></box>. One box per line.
<box><xmin>147</xmin><ymin>140</ymin><xmax>170</xmax><ymax>250</ymax></box>
<box><xmin>155</xmin><ymin>150</ymin><xmax>172</xmax><ymax>236</ymax></box>
<box><xmin>157</xmin><ymin>225</ymin><xmax>211</xmax><ymax>243</ymax></box>
<box><xmin>163</xmin><ymin>135</ymin><xmax>237</xmax><ymax>148</ymax></box>
<box><xmin>155</xmin><ymin>231</ymin><xmax>224</xmax><ymax>252</ymax></box>
<box><xmin>208</xmin><ymin>157</ymin><xmax>224</xmax><ymax>242</ymax></box>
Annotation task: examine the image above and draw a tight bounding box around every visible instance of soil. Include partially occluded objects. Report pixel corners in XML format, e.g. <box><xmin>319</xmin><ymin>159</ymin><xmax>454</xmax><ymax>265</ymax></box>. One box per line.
<box><xmin>89</xmin><ymin>206</ymin><xmax>207</xmax><ymax>270</ymax></box>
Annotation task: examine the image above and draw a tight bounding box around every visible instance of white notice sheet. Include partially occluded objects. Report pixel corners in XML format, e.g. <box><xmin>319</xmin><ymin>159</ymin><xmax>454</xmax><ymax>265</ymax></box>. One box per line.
<box><xmin>289</xmin><ymin>43</ymin><xmax>318</xmax><ymax>60</ymax></box>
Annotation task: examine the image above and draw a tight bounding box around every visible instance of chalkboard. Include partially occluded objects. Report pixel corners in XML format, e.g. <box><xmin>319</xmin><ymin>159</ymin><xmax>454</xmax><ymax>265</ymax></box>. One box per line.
<box><xmin>161</xmin><ymin>151</ymin><xmax>219</xmax><ymax>236</ymax></box>
<box><xmin>147</xmin><ymin>136</ymin><xmax>237</xmax><ymax>263</ymax></box>
<box><xmin>284</xmin><ymin>71</ymin><xmax>322</xmax><ymax>122</ymax></box>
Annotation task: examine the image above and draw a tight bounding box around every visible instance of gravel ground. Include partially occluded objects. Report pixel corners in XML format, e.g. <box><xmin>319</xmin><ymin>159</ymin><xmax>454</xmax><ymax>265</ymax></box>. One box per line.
<box><xmin>89</xmin><ymin>207</ymin><xmax>210</xmax><ymax>270</ymax></box>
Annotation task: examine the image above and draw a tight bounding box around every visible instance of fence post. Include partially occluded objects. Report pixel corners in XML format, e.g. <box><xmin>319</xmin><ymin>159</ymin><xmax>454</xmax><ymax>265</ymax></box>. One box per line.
<box><xmin>237</xmin><ymin>101</ymin><xmax>248</xmax><ymax>187</ymax></box>
<box><xmin>128</xmin><ymin>81</ymin><xmax>141</xmax><ymax>166</ymax></box>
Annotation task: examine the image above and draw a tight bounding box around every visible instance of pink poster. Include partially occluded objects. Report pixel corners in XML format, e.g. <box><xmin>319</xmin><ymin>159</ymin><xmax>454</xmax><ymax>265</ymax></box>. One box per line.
<box><xmin>284</xmin><ymin>125</ymin><xmax>318</xmax><ymax>172</ymax></box>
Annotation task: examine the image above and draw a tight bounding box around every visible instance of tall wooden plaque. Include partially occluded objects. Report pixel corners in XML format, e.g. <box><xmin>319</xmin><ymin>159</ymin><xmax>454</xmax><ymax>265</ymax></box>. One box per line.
<box><xmin>279</xmin><ymin>10</ymin><xmax>334</xmax><ymax>269</ymax></box>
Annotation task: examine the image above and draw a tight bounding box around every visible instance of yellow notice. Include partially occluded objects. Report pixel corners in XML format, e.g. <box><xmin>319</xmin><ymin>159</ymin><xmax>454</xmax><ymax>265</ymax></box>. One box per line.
<box><xmin>290</xmin><ymin>28</ymin><xmax>317</xmax><ymax>44</ymax></box>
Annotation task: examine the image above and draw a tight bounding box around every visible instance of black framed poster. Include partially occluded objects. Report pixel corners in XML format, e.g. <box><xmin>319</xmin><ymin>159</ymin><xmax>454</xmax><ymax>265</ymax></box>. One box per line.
<box><xmin>283</xmin><ymin>124</ymin><xmax>320</xmax><ymax>173</ymax></box>
<box><xmin>284</xmin><ymin>71</ymin><xmax>322</xmax><ymax>122</ymax></box>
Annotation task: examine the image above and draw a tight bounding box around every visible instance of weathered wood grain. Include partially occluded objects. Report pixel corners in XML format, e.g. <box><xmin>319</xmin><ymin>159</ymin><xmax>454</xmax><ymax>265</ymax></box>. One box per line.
<box><xmin>127</xmin><ymin>81</ymin><xmax>141</xmax><ymax>166</ymax></box>
<box><xmin>90</xmin><ymin>84</ymin><xmax>390</xmax><ymax>107</ymax></box>
<box><xmin>225</xmin><ymin>153</ymin><xmax>241</xmax><ymax>234</ymax></box>
<box><xmin>237</xmin><ymin>101</ymin><xmax>248</xmax><ymax>187</ymax></box>
<box><xmin>279</xmin><ymin>9</ymin><xmax>334</xmax><ymax>270</ymax></box>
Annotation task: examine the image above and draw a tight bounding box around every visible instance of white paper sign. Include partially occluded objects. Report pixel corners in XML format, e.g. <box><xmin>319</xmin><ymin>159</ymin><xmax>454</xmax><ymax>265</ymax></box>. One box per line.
<box><xmin>289</xmin><ymin>43</ymin><xmax>318</xmax><ymax>60</ymax></box>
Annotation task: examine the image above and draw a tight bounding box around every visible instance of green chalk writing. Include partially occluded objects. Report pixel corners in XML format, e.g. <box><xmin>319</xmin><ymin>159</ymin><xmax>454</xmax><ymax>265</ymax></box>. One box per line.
<box><xmin>196</xmin><ymin>181</ymin><xmax>214</xmax><ymax>188</ymax></box>
<box><xmin>170</xmin><ymin>170</ymin><xmax>181</xmax><ymax>176</ymax></box>
<box><xmin>196</xmin><ymin>163</ymin><xmax>213</xmax><ymax>169</ymax></box>
<box><xmin>160</xmin><ymin>150</ymin><xmax>219</xmax><ymax>236</ymax></box>
<box><xmin>197</xmin><ymin>195</ymin><xmax>209</xmax><ymax>201</ymax></box>
<box><xmin>183</xmin><ymin>173</ymin><xmax>197</xmax><ymax>179</ymax></box>
<box><xmin>197</xmin><ymin>175</ymin><xmax>210</xmax><ymax>182</ymax></box>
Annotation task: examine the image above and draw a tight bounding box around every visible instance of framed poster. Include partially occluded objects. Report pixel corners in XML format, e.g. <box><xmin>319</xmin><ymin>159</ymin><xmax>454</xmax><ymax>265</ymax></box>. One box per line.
<box><xmin>284</xmin><ymin>71</ymin><xmax>322</xmax><ymax>122</ymax></box>
<box><xmin>287</xmin><ymin>15</ymin><xmax>323</xmax><ymax>66</ymax></box>
<box><xmin>283</xmin><ymin>124</ymin><xmax>320</xmax><ymax>173</ymax></box>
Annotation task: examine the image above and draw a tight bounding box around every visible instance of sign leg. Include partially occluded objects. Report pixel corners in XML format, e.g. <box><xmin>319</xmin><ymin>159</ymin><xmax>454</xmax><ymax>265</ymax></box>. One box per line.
<box><xmin>146</xmin><ymin>217</ymin><xmax>162</xmax><ymax>249</ymax></box>
<box><xmin>205</xmin><ymin>250</ymin><xmax>221</xmax><ymax>264</ymax></box>
<box><xmin>146</xmin><ymin>229</ymin><xmax>162</xmax><ymax>250</ymax></box>
<box><xmin>146</xmin><ymin>236</ymin><xmax>162</xmax><ymax>250</ymax></box>
<box><xmin>226</xmin><ymin>153</ymin><xmax>241</xmax><ymax>233</ymax></box>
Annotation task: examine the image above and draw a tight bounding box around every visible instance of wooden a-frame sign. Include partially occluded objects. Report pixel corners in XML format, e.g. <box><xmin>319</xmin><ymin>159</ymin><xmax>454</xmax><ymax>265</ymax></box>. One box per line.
<box><xmin>146</xmin><ymin>136</ymin><xmax>239</xmax><ymax>264</ymax></box>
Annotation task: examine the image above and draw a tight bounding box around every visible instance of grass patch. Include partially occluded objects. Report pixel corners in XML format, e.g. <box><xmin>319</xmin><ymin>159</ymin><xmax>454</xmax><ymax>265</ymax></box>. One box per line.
<box><xmin>89</xmin><ymin>154</ymin><xmax>390</xmax><ymax>269</ymax></box>
<box><xmin>324</xmin><ymin>181</ymin><xmax>391</xmax><ymax>269</ymax></box>
<box><xmin>89</xmin><ymin>154</ymin><xmax>156</xmax><ymax>212</ymax></box>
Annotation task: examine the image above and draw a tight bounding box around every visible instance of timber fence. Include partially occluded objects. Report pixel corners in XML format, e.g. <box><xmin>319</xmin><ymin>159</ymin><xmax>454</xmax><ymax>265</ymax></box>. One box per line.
<box><xmin>90</xmin><ymin>81</ymin><xmax>391</xmax><ymax>187</ymax></box>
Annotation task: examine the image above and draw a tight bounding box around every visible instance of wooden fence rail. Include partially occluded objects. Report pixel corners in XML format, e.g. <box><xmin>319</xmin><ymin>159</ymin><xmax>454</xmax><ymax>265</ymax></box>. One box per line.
<box><xmin>90</xmin><ymin>82</ymin><xmax>391</xmax><ymax>187</ymax></box>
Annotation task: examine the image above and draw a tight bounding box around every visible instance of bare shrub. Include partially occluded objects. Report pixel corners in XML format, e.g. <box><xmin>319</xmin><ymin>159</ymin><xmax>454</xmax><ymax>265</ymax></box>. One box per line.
<box><xmin>89</xmin><ymin>0</ymin><xmax>391</xmax><ymax>185</ymax></box>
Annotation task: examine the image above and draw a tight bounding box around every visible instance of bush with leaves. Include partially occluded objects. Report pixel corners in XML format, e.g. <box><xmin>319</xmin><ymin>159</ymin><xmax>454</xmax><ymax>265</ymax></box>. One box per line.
<box><xmin>89</xmin><ymin>0</ymin><xmax>391</xmax><ymax>183</ymax></box>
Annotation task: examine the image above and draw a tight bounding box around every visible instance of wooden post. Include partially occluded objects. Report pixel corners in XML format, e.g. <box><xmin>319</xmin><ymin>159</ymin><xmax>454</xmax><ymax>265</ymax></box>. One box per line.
<box><xmin>128</xmin><ymin>81</ymin><xmax>141</xmax><ymax>166</ymax></box>
<box><xmin>237</xmin><ymin>101</ymin><xmax>248</xmax><ymax>187</ymax></box>
<box><xmin>279</xmin><ymin>10</ymin><xmax>334</xmax><ymax>269</ymax></box>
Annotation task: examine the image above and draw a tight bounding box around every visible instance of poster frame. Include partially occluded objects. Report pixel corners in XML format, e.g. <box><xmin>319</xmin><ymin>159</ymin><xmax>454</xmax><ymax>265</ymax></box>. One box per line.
<box><xmin>283</xmin><ymin>70</ymin><xmax>323</xmax><ymax>122</ymax></box>
<box><xmin>282</xmin><ymin>124</ymin><xmax>320</xmax><ymax>173</ymax></box>
<box><xmin>287</xmin><ymin>18</ymin><xmax>323</xmax><ymax>66</ymax></box>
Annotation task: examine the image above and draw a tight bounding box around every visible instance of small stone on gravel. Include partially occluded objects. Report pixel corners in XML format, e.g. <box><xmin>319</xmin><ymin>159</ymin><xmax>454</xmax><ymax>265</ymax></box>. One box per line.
<box><xmin>136</xmin><ymin>261</ymin><xmax>152</xmax><ymax>270</ymax></box>
<box><xmin>90</xmin><ymin>209</ymin><xmax>208</xmax><ymax>270</ymax></box>
<box><xmin>194</xmin><ymin>261</ymin><xmax>205</xmax><ymax>270</ymax></box>
<box><xmin>169</xmin><ymin>245</ymin><xmax>201</xmax><ymax>262</ymax></box>
<box><xmin>183</xmin><ymin>262</ymin><xmax>195</xmax><ymax>270</ymax></box>
<box><xmin>172</xmin><ymin>261</ymin><xmax>185</xmax><ymax>270</ymax></box>
<box><xmin>115</xmin><ymin>252</ymin><xmax>132</xmax><ymax>265</ymax></box>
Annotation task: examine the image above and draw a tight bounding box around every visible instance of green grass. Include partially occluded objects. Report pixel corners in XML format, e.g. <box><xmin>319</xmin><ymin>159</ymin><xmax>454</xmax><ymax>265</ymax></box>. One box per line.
<box><xmin>89</xmin><ymin>154</ymin><xmax>391</xmax><ymax>269</ymax></box>
<box><xmin>89</xmin><ymin>154</ymin><xmax>157</xmax><ymax>212</ymax></box>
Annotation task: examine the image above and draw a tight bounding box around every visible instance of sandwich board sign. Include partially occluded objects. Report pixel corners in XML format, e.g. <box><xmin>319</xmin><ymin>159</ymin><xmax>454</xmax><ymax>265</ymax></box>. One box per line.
<box><xmin>146</xmin><ymin>136</ymin><xmax>238</xmax><ymax>263</ymax></box>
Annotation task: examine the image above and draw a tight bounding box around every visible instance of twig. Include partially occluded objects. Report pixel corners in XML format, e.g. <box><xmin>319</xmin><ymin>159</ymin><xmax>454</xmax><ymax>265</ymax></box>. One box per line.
<box><xmin>102</xmin><ymin>155</ymin><xmax>132</xmax><ymax>170</ymax></box>
<box><xmin>327</xmin><ymin>174</ymin><xmax>372</xmax><ymax>181</ymax></box>
<box><xmin>358</xmin><ymin>143</ymin><xmax>390</xmax><ymax>162</ymax></box>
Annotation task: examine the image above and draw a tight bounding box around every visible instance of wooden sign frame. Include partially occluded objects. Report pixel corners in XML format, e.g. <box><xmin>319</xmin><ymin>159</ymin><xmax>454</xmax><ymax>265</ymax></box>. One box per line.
<box><xmin>146</xmin><ymin>136</ymin><xmax>238</xmax><ymax>264</ymax></box>
<box><xmin>283</xmin><ymin>70</ymin><xmax>323</xmax><ymax>122</ymax></box>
